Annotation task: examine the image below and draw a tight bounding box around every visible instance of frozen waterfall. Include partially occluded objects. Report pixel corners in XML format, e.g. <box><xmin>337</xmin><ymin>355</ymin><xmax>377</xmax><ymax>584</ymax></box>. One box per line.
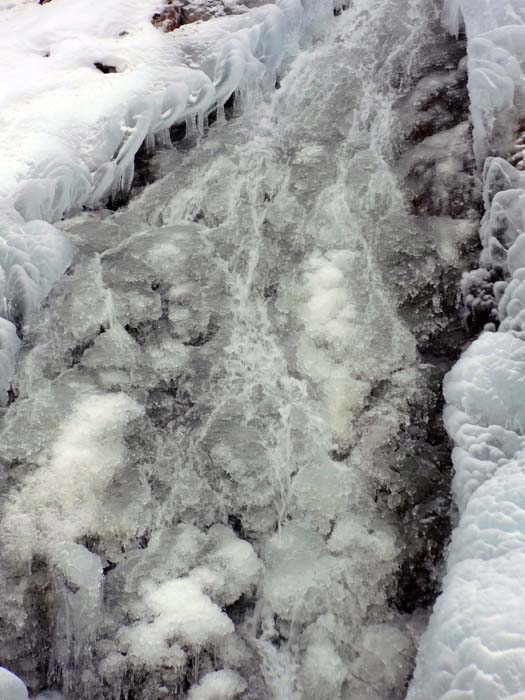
<box><xmin>0</xmin><ymin>0</ymin><xmax>483</xmax><ymax>699</ymax></box>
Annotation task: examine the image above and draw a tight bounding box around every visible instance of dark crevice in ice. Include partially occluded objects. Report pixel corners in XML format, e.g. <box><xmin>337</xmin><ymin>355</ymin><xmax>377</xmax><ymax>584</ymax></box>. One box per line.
<box><xmin>387</xmin><ymin>30</ymin><xmax>483</xmax><ymax>617</ymax></box>
<box><xmin>183</xmin><ymin>317</ymin><xmax>219</xmax><ymax>347</ymax></box>
<box><xmin>333</xmin><ymin>2</ymin><xmax>349</xmax><ymax>16</ymax></box>
<box><xmin>94</xmin><ymin>62</ymin><xmax>118</xmax><ymax>74</ymax></box>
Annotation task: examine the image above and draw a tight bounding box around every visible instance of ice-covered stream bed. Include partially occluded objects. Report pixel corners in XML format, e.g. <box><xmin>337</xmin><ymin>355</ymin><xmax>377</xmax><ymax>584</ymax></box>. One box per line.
<box><xmin>0</xmin><ymin>0</ymin><xmax>485</xmax><ymax>699</ymax></box>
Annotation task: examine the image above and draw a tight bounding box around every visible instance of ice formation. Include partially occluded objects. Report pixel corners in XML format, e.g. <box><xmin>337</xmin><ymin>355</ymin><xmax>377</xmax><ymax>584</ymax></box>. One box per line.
<box><xmin>0</xmin><ymin>668</ymin><xmax>28</xmax><ymax>700</ymax></box>
<box><xmin>0</xmin><ymin>0</ymin><xmax>487</xmax><ymax>698</ymax></box>
<box><xmin>0</xmin><ymin>0</ymin><xmax>316</xmax><ymax>399</ymax></box>
<box><xmin>408</xmin><ymin>1</ymin><xmax>525</xmax><ymax>698</ymax></box>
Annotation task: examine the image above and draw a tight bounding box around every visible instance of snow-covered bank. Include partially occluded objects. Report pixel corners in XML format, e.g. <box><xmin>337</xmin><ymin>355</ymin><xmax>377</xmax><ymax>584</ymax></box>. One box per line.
<box><xmin>0</xmin><ymin>0</ymin><xmax>325</xmax><ymax>404</ymax></box>
<box><xmin>408</xmin><ymin>1</ymin><xmax>525</xmax><ymax>697</ymax></box>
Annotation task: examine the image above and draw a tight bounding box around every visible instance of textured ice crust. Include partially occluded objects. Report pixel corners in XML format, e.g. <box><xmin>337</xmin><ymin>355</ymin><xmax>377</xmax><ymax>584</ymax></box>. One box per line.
<box><xmin>408</xmin><ymin>2</ymin><xmax>525</xmax><ymax>698</ymax></box>
<box><xmin>0</xmin><ymin>205</ymin><xmax>71</xmax><ymax>403</ymax></box>
<box><xmin>0</xmin><ymin>0</ymin><xmax>320</xmax><ymax>401</ymax></box>
<box><xmin>2</xmin><ymin>393</ymin><xmax>144</xmax><ymax>562</ymax></box>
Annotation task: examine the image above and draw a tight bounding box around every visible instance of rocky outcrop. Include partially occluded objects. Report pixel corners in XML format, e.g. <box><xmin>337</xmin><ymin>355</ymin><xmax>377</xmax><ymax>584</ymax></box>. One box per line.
<box><xmin>151</xmin><ymin>0</ymin><xmax>267</xmax><ymax>32</ymax></box>
<box><xmin>388</xmin><ymin>23</ymin><xmax>482</xmax><ymax>620</ymax></box>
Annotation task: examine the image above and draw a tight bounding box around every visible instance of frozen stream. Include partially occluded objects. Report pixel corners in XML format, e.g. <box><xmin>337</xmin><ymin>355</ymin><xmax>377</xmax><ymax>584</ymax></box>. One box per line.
<box><xmin>0</xmin><ymin>1</ymin><xmax>479</xmax><ymax>698</ymax></box>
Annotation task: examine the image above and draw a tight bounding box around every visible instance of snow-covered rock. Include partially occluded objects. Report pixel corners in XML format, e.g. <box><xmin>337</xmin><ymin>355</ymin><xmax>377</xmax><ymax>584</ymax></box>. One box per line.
<box><xmin>442</xmin><ymin>0</ymin><xmax>525</xmax><ymax>165</ymax></box>
<box><xmin>152</xmin><ymin>0</ymin><xmax>269</xmax><ymax>32</ymax></box>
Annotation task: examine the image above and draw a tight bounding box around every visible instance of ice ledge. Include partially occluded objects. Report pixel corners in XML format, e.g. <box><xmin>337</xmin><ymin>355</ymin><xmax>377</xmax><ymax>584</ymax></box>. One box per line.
<box><xmin>409</xmin><ymin>2</ymin><xmax>525</xmax><ymax>698</ymax></box>
<box><xmin>0</xmin><ymin>0</ymin><xmax>316</xmax><ymax>219</ymax></box>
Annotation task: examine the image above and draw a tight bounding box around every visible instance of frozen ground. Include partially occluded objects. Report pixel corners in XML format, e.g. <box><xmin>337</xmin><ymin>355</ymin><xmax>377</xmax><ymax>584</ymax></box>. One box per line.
<box><xmin>0</xmin><ymin>0</ymin><xmax>487</xmax><ymax>699</ymax></box>
<box><xmin>408</xmin><ymin>1</ymin><xmax>525</xmax><ymax>698</ymax></box>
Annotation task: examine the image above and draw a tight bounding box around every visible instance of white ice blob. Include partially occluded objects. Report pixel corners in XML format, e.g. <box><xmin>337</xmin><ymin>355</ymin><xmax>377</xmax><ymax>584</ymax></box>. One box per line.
<box><xmin>0</xmin><ymin>667</ymin><xmax>28</xmax><ymax>700</ymax></box>
<box><xmin>188</xmin><ymin>670</ymin><xmax>246</xmax><ymax>700</ymax></box>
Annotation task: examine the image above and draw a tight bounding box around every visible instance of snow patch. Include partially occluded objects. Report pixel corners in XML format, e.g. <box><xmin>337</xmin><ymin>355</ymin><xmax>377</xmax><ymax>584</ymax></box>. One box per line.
<box><xmin>0</xmin><ymin>0</ymin><xmax>313</xmax><ymax>219</ymax></box>
<box><xmin>124</xmin><ymin>577</ymin><xmax>234</xmax><ymax>651</ymax></box>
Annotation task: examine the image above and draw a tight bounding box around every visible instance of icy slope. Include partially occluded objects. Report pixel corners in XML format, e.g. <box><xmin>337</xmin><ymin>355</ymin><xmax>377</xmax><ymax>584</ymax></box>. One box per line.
<box><xmin>408</xmin><ymin>2</ymin><xmax>525</xmax><ymax>698</ymax></box>
<box><xmin>0</xmin><ymin>0</ymin><xmax>315</xmax><ymax>403</ymax></box>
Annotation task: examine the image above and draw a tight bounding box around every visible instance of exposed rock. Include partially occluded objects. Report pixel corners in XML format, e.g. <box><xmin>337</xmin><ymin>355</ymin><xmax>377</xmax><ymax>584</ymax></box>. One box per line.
<box><xmin>151</xmin><ymin>0</ymin><xmax>185</xmax><ymax>32</ymax></box>
<box><xmin>151</xmin><ymin>0</ymin><xmax>266</xmax><ymax>32</ymax></box>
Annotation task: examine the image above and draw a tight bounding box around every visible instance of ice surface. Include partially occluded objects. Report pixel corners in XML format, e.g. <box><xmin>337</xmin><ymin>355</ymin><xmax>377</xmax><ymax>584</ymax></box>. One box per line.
<box><xmin>0</xmin><ymin>668</ymin><xmax>28</xmax><ymax>700</ymax></box>
<box><xmin>0</xmin><ymin>216</ymin><xmax>73</xmax><ymax>322</ymax></box>
<box><xmin>0</xmin><ymin>318</ymin><xmax>20</xmax><ymax>405</ymax></box>
<box><xmin>0</xmin><ymin>206</ymin><xmax>71</xmax><ymax>396</ymax></box>
<box><xmin>51</xmin><ymin>543</ymin><xmax>104</xmax><ymax>690</ymax></box>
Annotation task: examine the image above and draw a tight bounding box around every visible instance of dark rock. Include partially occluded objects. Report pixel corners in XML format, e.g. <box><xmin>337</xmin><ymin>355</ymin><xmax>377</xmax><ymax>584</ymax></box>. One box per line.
<box><xmin>94</xmin><ymin>62</ymin><xmax>118</xmax><ymax>74</ymax></box>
